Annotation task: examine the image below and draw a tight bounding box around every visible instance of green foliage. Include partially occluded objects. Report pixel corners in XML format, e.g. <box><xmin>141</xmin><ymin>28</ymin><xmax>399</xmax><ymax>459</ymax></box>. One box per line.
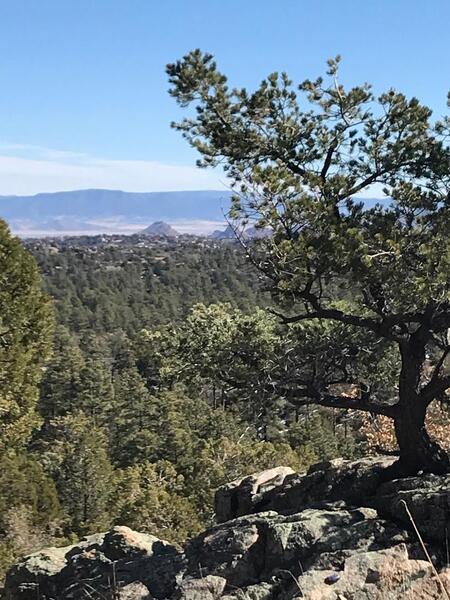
<box><xmin>39</xmin><ymin>326</ymin><xmax>84</xmax><ymax>418</ymax></box>
<box><xmin>0</xmin><ymin>453</ymin><xmax>62</xmax><ymax>581</ymax></box>
<box><xmin>36</xmin><ymin>412</ymin><xmax>115</xmax><ymax>535</ymax></box>
<box><xmin>0</xmin><ymin>453</ymin><xmax>61</xmax><ymax>529</ymax></box>
<box><xmin>109</xmin><ymin>367</ymin><xmax>157</xmax><ymax>466</ymax></box>
<box><xmin>30</xmin><ymin>239</ymin><xmax>267</xmax><ymax>335</ymax></box>
<box><xmin>136</xmin><ymin>303</ymin><xmax>281</xmax><ymax>421</ymax></box>
<box><xmin>0</xmin><ymin>220</ymin><xmax>54</xmax><ymax>451</ymax></box>
<box><xmin>113</xmin><ymin>461</ymin><xmax>202</xmax><ymax>542</ymax></box>
<box><xmin>168</xmin><ymin>51</ymin><xmax>450</xmax><ymax>472</ymax></box>
<box><xmin>167</xmin><ymin>49</ymin><xmax>449</xmax><ymax>334</ymax></box>
<box><xmin>0</xmin><ymin>227</ymin><xmax>397</xmax><ymax>579</ymax></box>
<box><xmin>286</xmin><ymin>412</ymin><xmax>355</xmax><ymax>461</ymax></box>
<box><xmin>137</xmin><ymin>303</ymin><xmax>397</xmax><ymax>428</ymax></box>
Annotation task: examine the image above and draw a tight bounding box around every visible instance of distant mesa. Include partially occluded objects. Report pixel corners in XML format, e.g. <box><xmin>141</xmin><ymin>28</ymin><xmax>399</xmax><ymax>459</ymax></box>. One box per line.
<box><xmin>141</xmin><ymin>221</ymin><xmax>179</xmax><ymax>237</ymax></box>
<box><xmin>0</xmin><ymin>189</ymin><xmax>233</xmax><ymax>221</ymax></box>
<box><xmin>210</xmin><ymin>224</ymin><xmax>236</xmax><ymax>239</ymax></box>
<box><xmin>0</xmin><ymin>189</ymin><xmax>233</xmax><ymax>237</ymax></box>
<box><xmin>210</xmin><ymin>224</ymin><xmax>271</xmax><ymax>240</ymax></box>
<box><xmin>0</xmin><ymin>189</ymin><xmax>382</xmax><ymax>237</ymax></box>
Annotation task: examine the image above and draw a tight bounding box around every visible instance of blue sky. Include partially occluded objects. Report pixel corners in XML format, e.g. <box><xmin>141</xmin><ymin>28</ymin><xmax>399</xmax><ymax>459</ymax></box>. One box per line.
<box><xmin>0</xmin><ymin>0</ymin><xmax>449</xmax><ymax>195</ymax></box>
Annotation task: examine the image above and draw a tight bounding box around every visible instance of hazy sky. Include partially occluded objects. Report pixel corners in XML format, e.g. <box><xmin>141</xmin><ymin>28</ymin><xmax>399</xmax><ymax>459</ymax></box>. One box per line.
<box><xmin>0</xmin><ymin>0</ymin><xmax>449</xmax><ymax>195</ymax></box>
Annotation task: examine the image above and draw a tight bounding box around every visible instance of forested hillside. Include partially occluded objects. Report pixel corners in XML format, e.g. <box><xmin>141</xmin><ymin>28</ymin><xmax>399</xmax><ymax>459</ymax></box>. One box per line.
<box><xmin>0</xmin><ymin>233</ymin><xmax>355</xmax><ymax>580</ymax></box>
<box><xmin>3</xmin><ymin>226</ymin><xmax>448</xmax><ymax>587</ymax></box>
<box><xmin>28</xmin><ymin>236</ymin><xmax>267</xmax><ymax>333</ymax></box>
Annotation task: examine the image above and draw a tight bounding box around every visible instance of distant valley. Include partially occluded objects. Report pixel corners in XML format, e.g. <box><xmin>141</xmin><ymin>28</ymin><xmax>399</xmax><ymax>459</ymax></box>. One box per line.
<box><xmin>0</xmin><ymin>188</ymin><xmax>385</xmax><ymax>237</ymax></box>
<box><xmin>0</xmin><ymin>188</ymin><xmax>233</xmax><ymax>236</ymax></box>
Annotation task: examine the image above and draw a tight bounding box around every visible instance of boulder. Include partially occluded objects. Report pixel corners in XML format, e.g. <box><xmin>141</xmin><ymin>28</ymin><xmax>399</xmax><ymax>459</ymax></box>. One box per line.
<box><xmin>102</xmin><ymin>526</ymin><xmax>170</xmax><ymax>560</ymax></box>
<box><xmin>375</xmin><ymin>473</ymin><xmax>450</xmax><ymax>544</ymax></box>
<box><xmin>4</xmin><ymin>546</ymin><xmax>72</xmax><ymax>600</ymax></box>
<box><xmin>292</xmin><ymin>543</ymin><xmax>434</xmax><ymax>599</ymax></box>
<box><xmin>405</xmin><ymin>567</ymin><xmax>450</xmax><ymax>599</ymax></box>
<box><xmin>118</xmin><ymin>582</ymin><xmax>151</xmax><ymax>599</ymax></box>
<box><xmin>185</xmin><ymin>513</ymin><xmax>270</xmax><ymax>588</ymax></box>
<box><xmin>176</xmin><ymin>575</ymin><xmax>226</xmax><ymax>599</ymax></box>
<box><xmin>4</xmin><ymin>526</ymin><xmax>182</xmax><ymax>600</ymax></box>
<box><xmin>215</xmin><ymin>466</ymin><xmax>295</xmax><ymax>523</ymax></box>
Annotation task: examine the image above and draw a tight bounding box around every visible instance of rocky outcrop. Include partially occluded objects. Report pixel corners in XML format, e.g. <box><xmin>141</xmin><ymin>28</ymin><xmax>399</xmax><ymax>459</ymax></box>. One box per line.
<box><xmin>4</xmin><ymin>527</ymin><xmax>182</xmax><ymax>600</ymax></box>
<box><xmin>375</xmin><ymin>473</ymin><xmax>450</xmax><ymax>544</ymax></box>
<box><xmin>215</xmin><ymin>466</ymin><xmax>295</xmax><ymax>523</ymax></box>
<box><xmin>215</xmin><ymin>457</ymin><xmax>397</xmax><ymax>523</ymax></box>
<box><xmin>5</xmin><ymin>457</ymin><xmax>450</xmax><ymax>599</ymax></box>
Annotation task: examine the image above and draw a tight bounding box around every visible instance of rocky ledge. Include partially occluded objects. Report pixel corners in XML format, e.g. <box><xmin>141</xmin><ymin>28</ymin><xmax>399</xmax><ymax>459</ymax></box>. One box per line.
<box><xmin>5</xmin><ymin>456</ymin><xmax>450</xmax><ymax>599</ymax></box>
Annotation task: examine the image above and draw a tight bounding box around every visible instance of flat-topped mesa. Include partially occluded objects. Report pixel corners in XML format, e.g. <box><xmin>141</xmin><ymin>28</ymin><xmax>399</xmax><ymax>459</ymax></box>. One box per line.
<box><xmin>6</xmin><ymin>457</ymin><xmax>450</xmax><ymax>600</ymax></box>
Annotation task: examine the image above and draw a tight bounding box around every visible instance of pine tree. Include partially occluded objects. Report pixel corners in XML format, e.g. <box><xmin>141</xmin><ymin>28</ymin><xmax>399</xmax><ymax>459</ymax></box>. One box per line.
<box><xmin>39</xmin><ymin>412</ymin><xmax>115</xmax><ymax>535</ymax></box>
<box><xmin>168</xmin><ymin>51</ymin><xmax>450</xmax><ymax>474</ymax></box>
<box><xmin>113</xmin><ymin>461</ymin><xmax>202</xmax><ymax>542</ymax></box>
<box><xmin>39</xmin><ymin>326</ymin><xmax>85</xmax><ymax>418</ymax></box>
<box><xmin>110</xmin><ymin>367</ymin><xmax>158</xmax><ymax>466</ymax></box>
<box><xmin>0</xmin><ymin>220</ymin><xmax>54</xmax><ymax>451</ymax></box>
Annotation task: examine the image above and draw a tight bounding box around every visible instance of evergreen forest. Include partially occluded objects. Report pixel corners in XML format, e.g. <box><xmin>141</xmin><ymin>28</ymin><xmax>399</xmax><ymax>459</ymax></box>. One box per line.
<box><xmin>0</xmin><ymin>232</ymin><xmax>360</xmax><ymax>579</ymax></box>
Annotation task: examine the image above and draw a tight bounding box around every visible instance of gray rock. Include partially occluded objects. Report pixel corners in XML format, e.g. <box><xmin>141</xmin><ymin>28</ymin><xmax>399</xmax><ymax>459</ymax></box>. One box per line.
<box><xmin>215</xmin><ymin>466</ymin><xmax>295</xmax><ymax>523</ymax></box>
<box><xmin>4</xmin><ymin>546</ymin><xmax>71</xmax><ymax>600</ymax></box>
<box><xmin>264</xmin><ymin>505</ymin><xmax>410</xmax><ymax>573</ymax></box>
<box><xmin>292</xmin><ymin>543</ymin><xmax>434</xmax><ymax>600</ymax></box>
<box><xmin>102</xmin><ymin>526</ymin><xmax>164</xmax><ymax>560</ymax></box>
<box><xmin>6</xmin><ymin>457</ymin><xmax>450</xmax><ymax>600</ymax></box>
<box><xmin>176</xmin><ymin>575</ymin><xmax>226</xmax><ymax>599</ymax></box>
<box><xmin>220</xmin><ymin>581</ymin><xmax>275</xmax><ymax>599</ymax></box>
<box><xmin>185</xmin><ymin>513</ymin><xmax>272</xmax><ymax>588</ymax></box>
<box><xmin>251</xmin><ymin>456</ymin><xmax>396</xmax><ymax>517</ymax></box>
<box><xmin>4</xmin><ymin>526</ymin><xmax>182</xmax><ymax>600</ymax></box>
<box><xmin>375</xmin><ymin>473</ymin><xmax>450</xmax><ymax>544</ymax></box>
<box><xmin>118</xmin><ymin>581</ymin><xmax>151</xmax><ymax>599</ymax></box>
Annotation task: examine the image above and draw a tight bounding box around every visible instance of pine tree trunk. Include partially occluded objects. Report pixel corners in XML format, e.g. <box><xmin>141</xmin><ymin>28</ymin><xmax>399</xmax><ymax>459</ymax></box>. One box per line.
<box><xmin>394</xmin><ymin>400</ymin><xmax>449</xmax><ymax>475</ymax></box>
<box><xmin>394</xmin><ymin>338</ymin><xmax>450</xmax><ymax>475</ymax></box>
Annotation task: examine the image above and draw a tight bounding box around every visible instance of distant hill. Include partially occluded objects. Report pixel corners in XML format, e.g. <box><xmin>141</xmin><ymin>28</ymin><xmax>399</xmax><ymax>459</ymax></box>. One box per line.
<box><xmin>141</xmin><ymin>221</ymin><xmax>179</xmax><ymax>237</ymax></box>
<box><xmin>0</xmin><ymin>189</ymin><xmax>232</xmax><ymax>222</ymax></box>
<box><xmin>210</xmin><ymin>224</ymin><xmax>272</xmax><ymax>240</ymax></box>
<box><xmin>210</xmin><ymin>224</ymin><xmax>236</xmax><ymax>239</ymax></box>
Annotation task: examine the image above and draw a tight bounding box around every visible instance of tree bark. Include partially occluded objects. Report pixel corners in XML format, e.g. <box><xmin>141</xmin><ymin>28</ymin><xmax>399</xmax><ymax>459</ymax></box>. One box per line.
<box><xmin>395</xmin><ymin>337</ymin><xmax>450</xmax><ymax>475</ymax></box>
<box><xmin>394</xmin><ymin>401</ymin><xmax>449</xmax><ymax>475</ymax></box>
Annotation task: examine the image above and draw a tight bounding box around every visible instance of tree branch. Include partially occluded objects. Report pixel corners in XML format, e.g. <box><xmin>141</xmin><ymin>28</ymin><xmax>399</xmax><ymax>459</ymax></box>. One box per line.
<box><xmin>275</xmin><ymin>385</ymin><xmax>397</xmax><ymax>418</ymax></box>
<box><xmin>269</xmin><ymin>306</ymin><xmax>390</xmax><ymax>337</ymax></box>
<box><xmin>286</xmin><ymin>390</ymin><xmax>396</xmax><ymax>419</ymax></box>
<box><xmin>421</xmin><ymin>373</ymin><xmax>450</xmax><ymax>405</ymax></box>
<box><xmin>321</xmin><ymin>141</ymin><xmax>338</xmax><ymax>180</ymax></box>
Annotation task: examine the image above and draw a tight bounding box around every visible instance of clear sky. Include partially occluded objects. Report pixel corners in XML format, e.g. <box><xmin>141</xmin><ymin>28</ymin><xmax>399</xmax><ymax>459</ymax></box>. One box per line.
<box><xmin>0</xmin><ymin>0</ymin><xmax>449</xmax><ymax>195</ymax></box>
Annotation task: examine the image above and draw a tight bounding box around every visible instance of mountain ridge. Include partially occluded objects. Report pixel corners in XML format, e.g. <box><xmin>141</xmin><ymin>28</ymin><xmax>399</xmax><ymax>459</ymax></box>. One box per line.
<box><xmin>0</xmin><ymin>189</ymin><xmax>233</xmax><ymax>222</ymax></box>
<box><xmin>0</xmin><ymin>189</ymin><xmax>388</xmax><ymax>236</ymax></box>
